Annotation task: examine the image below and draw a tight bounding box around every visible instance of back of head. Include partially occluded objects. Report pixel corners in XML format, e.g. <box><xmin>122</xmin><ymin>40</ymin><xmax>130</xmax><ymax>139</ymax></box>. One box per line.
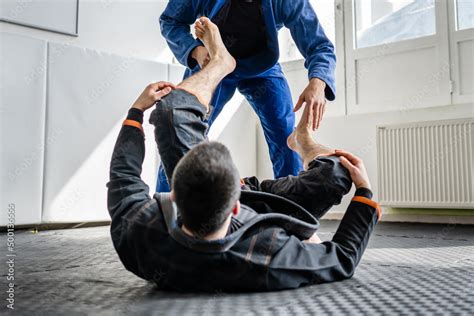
<box><xmin>171</xmin><ymin>141</ymin><xmax>240</xmax><ymax>237</ymax></box>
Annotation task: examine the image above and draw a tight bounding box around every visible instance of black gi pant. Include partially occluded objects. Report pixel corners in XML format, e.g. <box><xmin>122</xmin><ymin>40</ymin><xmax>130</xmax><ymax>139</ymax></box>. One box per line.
<box><xmin>150</xmin><ymin>89</ymin><xmax>352</xmax><ymax>220</ymax></box>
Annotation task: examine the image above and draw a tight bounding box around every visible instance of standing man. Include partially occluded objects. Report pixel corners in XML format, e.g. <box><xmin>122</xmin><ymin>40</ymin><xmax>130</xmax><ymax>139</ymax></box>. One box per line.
<box><xmin>158</xmin><ymin>0</ymin><xmax>336</xmax><ymax>192</ymax></box>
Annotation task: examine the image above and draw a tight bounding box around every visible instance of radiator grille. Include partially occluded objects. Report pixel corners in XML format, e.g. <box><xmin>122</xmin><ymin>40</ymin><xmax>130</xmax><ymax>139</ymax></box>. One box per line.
<box><xmin>377</xmin><ymin>118</ymin><xmax>473</xmax><ymax>208</ymax></box>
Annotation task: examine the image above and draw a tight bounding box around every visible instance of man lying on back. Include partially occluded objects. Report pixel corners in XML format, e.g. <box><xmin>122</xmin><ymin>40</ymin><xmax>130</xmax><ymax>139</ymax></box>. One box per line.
<box><xmin>107</xmin><ymin>17</ymin><xmax>381</xmax><ymax>292</ymax></box>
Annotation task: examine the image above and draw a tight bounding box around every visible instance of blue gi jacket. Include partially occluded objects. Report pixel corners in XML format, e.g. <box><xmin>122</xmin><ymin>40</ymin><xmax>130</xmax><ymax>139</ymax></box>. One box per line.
<box><xmin>160</xmin><ymin>0</ymin><xmax>336</xmax><ymax>100</ymax></box>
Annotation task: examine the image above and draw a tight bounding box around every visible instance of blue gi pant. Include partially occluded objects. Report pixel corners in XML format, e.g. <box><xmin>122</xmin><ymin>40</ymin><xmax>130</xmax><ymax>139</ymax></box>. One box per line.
<box><xmin>156</xmin><ymin>63</ymin><xmax>303</xmax><ymax>192</ymax></box>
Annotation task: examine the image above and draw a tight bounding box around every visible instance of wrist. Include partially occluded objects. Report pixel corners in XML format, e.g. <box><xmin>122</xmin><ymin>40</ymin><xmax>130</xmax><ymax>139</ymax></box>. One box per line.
<box><xmin>128</xmin><ymin>107</ymin><xmax>144</xmax><ymax>123</ymax></box>
<box><xmin>355</xmin><ymin>187</ymin><xmax>373</xmax><ymax>199</ymax></box>
<box><xmin>310</xmin><ymin>77</ymin><xmax>326</xmax><ymax>89</ymax></box>
<box><xmin>131</xmin><ymin>104</ymin><xmax>145</xmax><ymax>112</ymax></box>
<box><xmin>356</xmin><ymin>183</ymin><xmax>371</xmax><ymax>190</ymax></box>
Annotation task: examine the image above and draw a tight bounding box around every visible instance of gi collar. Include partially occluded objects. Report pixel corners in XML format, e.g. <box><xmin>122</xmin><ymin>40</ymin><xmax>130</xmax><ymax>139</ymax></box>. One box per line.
<box><xmin>156</xmin><ymin>191</ymin><xmax>319</xmax><ymax>253</ymax></box>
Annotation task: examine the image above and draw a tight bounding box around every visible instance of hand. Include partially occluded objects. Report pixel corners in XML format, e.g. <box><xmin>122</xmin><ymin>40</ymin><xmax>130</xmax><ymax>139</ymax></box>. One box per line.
<box><xmin>132</xmin><ymin>82</ymin><xmax>175</xmax><ymax>112</ymax></box>
<box><xmin>334</xmin><ymin>150</ymin><xmax>371</xmax><ymax>190</ymax></box>
<box><xmin>191</xmin><ymin>45</ymin><xmax>210</xmax><ymax>68</ymax></box>
<box><xmin>294</xmin><ymin>78</ymin><xmax>327</xmax><ymax>130</ymax></box>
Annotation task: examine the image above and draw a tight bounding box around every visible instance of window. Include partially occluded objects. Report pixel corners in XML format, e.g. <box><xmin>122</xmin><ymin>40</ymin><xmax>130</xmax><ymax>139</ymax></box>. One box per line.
<box><xmin>279</xmin><ymin>0</ymin><xmax>336</xmax><ymax>62</ymax></box>
<box><xmin>344</xmin><ymin>0</ymin><xmax>452</xmax><ymax>114</ymax></box>
<box><xmin>354</xmin><ymin>0</ymin><xmax>436</xmax><ymax>48</ymax></box>
<box><xmin>278</xmin><ymin>0</ymin><xmax>345</xmax><ymax>117</ymax></box>
<box><xmin>311</xmin><ymin>0</ymin><xmax>336</xmax><ymax>45</ymax></box>
<box><xmin>456</xmin><ymin>0</ymin><xmax>474</xmax><ymax>30</ymax></box>
<box><xmin>450</xmin><ymin>0</ymin><xmax>474</xmax><ymax>104</ymax></box>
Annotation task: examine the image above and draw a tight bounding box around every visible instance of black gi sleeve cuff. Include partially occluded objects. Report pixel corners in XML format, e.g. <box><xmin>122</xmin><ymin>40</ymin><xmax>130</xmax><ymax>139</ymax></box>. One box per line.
<box><xmin>127</xmin><ymin>108</ymin><xmax>144</xmax><ymax>124</ymax></box>
<box><xmin>355</xmin><ymin>187</ymin><xmax>373</xmax><ymax>199</ymax></box>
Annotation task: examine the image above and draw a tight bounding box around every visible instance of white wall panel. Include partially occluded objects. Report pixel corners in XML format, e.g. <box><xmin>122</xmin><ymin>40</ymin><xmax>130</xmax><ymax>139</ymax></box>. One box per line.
<box><xmin>0</xmin><ymin>33</ymin><xmax>46</xmax><ymax>225</ymax></box>
<box><xmin>168</xmin><ymin>63</ymin><xmax>186</xmax><ymax>85</ymax></box>
<box><xmin>216</xmin><ymin>103</ymin><xmax>258</xmax><ymax>178</ymax></box>
<box><xmin>0</xmin><ymin>0</ymin><xmax>78</xmax><ymax>35</ymax></box>
<box><xmin>0</xmin><ymin>0</ymin><xmax>170</xmax><ymax>62</ymax></box>
<box><xmin>42</xmin><ymin>43</ymin><xmax>168</xmax><ymax>223</ymax></box>
<box><xmin>256</xmin><ymin>123</ymin><xmax>273</xmax><ymax>181</ymax></box>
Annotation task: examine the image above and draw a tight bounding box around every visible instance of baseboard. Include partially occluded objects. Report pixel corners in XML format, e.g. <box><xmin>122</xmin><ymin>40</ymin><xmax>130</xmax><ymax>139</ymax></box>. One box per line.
<box><xmin>0</xmin><ymin>221</ymin><xmax>111</xmax><ymax>232</ymax></box>
<box><xmin>324</xmin><ymin>212</ymin><xmax>474</xmax><ymax>225</ymax></box>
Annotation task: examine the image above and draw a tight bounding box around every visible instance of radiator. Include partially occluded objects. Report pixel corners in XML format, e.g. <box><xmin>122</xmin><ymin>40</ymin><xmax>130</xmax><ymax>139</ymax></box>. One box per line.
<box><xmin>377</xmin><ymin>118</ymin><xmax>473</xmax><ymax>208</ymax></box>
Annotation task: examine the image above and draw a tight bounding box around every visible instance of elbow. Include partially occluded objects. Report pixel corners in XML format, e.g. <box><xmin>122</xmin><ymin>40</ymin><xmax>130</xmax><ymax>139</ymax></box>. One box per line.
<box><xmin>159</xmin><ymin>14</ymin><xmax>175</xmax><ymax>37</ymax></box>
<box><xmin>342</xmin><ymin>260</ymin><xmax>356</xmax><ymax>279</ymax></box>
<box><xmin>335</xmin><ymin>247</ymin><xmax>358</xmax><ymax>279</ymax></box>
<box><xmin>106</xmin><ymin>181</ymin><xmax>127</xmax><ymax>219</ymax></box>
<box><xmin>337</xmin><ymin>258</ymin><xmax>357</xmax><ymax>280</ymax></box>
<box><xmin>159</xmin><ymin>17</ymin><xmax>168</xmax><ymax>36</ymax></box>
<box><xmin>316</xmin><ymin>34</ymin><xmax>336</xmax><ymax>54</ymax></box>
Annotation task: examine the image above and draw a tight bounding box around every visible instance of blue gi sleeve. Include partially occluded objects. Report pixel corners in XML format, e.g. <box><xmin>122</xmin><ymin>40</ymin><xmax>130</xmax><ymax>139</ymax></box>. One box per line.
<box><xmin>278</xmin><ymin>0</ymin><xmax>337</xmax><ymax>100</ymax></box>
<box><xmin>160</xmin><ymin>0</ymin><xmax>203</xmax><ymax>69</ymax></box>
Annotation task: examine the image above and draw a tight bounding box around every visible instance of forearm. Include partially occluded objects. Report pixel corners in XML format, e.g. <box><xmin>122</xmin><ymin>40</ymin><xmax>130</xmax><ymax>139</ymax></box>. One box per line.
<box><xmin>161</xmin><ymin>23</ymin><xmax>201</xmax><ymax>68</ymax></box>
<box><xmin>109</xmin><ymin>109</ymin><xmax>145</xmax><ymax>180</ymax></box>
<box><xmin>331</xmin><ymin>188</ymin><xmax>381</xmax><ymax>266</ymax></box>
<box><xmin>107</xmin><ymin>109</ymin><xmax>150</xmax><ymax>218</ymax></box>
<box><xmin>304</xmin><ymin>188</ymin><xmax>380</xmax><ymax>282</ymax></box>
<box><xmin>282</xmin><ymin>0</ymin><xmax>336</xmax><ymax>100</ymax></box>
<box><xmin>305</xmin><ymin>41</ymin><xmax>336</xmax><ymax>83</ymax></box>
<box><xmin>160</xmin><ymin>0</ymin><xmax>201</xmax><ymax>68</ymax></box>
<box><xmin>307</xmin><ymin>54</ymin><xmax>336</xmax><ymax>101</ymax></box>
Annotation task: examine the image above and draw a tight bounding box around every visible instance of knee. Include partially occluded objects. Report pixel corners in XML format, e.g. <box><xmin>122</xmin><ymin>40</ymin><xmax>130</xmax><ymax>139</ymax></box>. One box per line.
<box><xmin>160</xmin><ymin>89</ymin><xmax>188</xmax><ymax>113</ymax></box>
<box><xmin>150</xmin><ymin>90</ymin><xmax>200</xmax><ymax>128</ymax></box>
<box><xmin>149</xmin><ymin>91</ymin><xmax>177</xmax><ymax>127</ymax></box>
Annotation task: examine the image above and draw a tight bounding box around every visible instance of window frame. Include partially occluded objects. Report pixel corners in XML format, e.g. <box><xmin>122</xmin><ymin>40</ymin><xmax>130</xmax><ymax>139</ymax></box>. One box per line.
<box><xmin>448</xmin><ymin>0</ymin><xmax>474</xmax><ymax>105</ymax></box>
<box><xmin>343</xmin><ymin>0</ymin><xmax>453</xmax><ymax>115</ymax></box>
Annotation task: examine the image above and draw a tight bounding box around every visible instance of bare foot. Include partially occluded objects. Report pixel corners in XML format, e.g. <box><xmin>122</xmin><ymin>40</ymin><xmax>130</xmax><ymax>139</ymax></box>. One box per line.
<box><xmin>287</xmin><ymin>128</ymin><xmax>317</xmax><ymax>169</ymax></box>
<box><xmin>195</xmin><ymin>17</ymin><xmax>236</xmax><ymax>74</ymax></box>
<box><xmin>288</xmin><ymin>112</ymin><xmax>335</xmax><ymax>169</ymax></box>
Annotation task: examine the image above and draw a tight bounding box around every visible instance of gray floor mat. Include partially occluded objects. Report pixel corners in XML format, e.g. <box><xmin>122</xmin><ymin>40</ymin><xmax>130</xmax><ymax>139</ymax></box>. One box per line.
<box><xmin>1</xmin><ymin>221</ymin><xmax>473</xmax><ymax>315</ymax></box>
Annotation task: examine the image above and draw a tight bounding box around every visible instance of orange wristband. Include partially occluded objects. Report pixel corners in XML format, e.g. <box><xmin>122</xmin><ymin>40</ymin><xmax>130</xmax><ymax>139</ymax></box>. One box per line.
<box><xmin>351</xmin><ymin>196</ymin><xmax>382</xmax><ymax>220</ymax></box>
<box><xmin>123</xmin><ymin>119</ymin><xmax>144</xmax><ymax>134</ymax></box>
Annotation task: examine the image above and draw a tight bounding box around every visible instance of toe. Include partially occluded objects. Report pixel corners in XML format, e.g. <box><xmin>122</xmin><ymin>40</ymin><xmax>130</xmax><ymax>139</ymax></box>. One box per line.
<box><xmin>195</xmin><ymin>22</ymin><xmax>205</xmax><ymax>31</ymax></box>
<box><xmin>200</xmin><ymin>17</ymin><xmax>218</xmax><ymax>31</ymax></box>
<box><xmin>199</xmin><ymin>17</ymin><xmax>210</xmax><ymax>26</ymax></box>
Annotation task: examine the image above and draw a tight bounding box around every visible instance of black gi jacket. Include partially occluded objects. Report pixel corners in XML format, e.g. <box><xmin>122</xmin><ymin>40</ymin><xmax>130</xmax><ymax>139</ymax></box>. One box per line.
<box><xmin>107</xmin><ymin>89</ymin><xmax>381</xmax><ymax>292</ymax></box>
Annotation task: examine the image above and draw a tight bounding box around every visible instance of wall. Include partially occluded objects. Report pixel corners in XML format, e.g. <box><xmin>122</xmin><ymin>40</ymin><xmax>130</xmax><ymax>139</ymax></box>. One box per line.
<box><xmin>0</xmin><ymin>33</ymin><xmax>46</xmax><ymax>225</ymax></box>
<box><xmin>0</xmin><ymin>1</ymin><xmax>258</xmax><ymax>226</ymax></box>
<box><xmin>0</xmin><ymin>0</ymin><xmax>172</xmax><ymax>62</ymax></box>
<box><xmin>257</xmin><ymin>61</ymin><xmax>474</xmax><ymax>224</ymax></box>
<box><xmin>2</xmin><ymin>1</ymin><xmax>472</xmax><ymax>226</ymax></box>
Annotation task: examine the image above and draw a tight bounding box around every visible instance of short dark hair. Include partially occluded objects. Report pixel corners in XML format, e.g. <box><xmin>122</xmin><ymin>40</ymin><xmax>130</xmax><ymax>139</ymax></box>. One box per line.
<box><xmin>171</xmin><ymin>141</ymin><xmax>240</xmax><ymax>237</ymax></box>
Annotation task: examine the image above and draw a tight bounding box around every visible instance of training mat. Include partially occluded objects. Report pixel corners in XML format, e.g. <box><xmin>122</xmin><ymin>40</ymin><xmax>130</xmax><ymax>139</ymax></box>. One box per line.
<box><xmin>2</xmin><ymin>221</ymin><xmax>473</xmax><ymax>315</ymax></box>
